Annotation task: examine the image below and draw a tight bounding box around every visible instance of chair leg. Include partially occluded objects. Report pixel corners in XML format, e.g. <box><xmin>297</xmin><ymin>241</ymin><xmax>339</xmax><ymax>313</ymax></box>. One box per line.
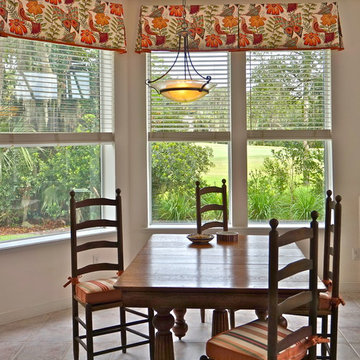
<box><xmin>148</xmin><ymin>308</ymin><xmax>155</xmax><ymax>360</ymax></box>
<box><xmin>330</xmin><ymin>309</ymin><xmax>339</xmax><ymax>360</ymax></box>
<box><xmin>228</xmin><ymin>309</ymin><xmax>235</xmax><ymax>328</ymax></box>
<box><xmin>120</xmin><ymin>306</ymin><xmax>127</xmax><ymax>353</ymax></box>
<box><xmin>72</xmin><ymin>298</ymin><xmax>79</xmax><ymax>360</ymax></box>
<box><xmin>200</xmin><ymin>308</ymin><xmax>206</xmax><ymax>323</ymax></box>
<box><xmin>85</xmin><ymin>304</ymin><xmax>94</xmax><ymax>360</ymax></box>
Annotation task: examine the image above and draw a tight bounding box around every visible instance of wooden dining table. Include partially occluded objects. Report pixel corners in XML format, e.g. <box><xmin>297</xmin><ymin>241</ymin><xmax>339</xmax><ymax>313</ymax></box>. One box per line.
<box><xmin>114</xmin><ymin>233</ymin><xmax>325</xmax><ymax>360</ymax></box>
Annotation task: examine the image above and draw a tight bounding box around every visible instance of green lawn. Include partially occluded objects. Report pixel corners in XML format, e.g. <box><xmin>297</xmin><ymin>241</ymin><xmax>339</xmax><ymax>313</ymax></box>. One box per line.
<box><xmin>0</xmin><ymin>233</ymin><xmax>37</xmax><ymax>242</ymax></box>
<box><xmin>196</xmin><ymin>143</ymin><xmax>228</xmax><ymax>185</ymax></box>
<box><xmin>198</xmin><ymin>143</ymin><xmax>277</xmax><ymax>184</ymax></box>
<box><xmin>247</xmin><ymin>145</ymin><xmax>281</xmax><ymax>172</ymax></box>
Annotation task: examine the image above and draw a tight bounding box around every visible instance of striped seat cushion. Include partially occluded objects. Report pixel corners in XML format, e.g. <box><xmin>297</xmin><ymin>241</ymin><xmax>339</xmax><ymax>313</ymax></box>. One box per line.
<box><xmin>206</xmin><ymin>320</ymin><xmax>307</xmax><ymax>360</ymax></box>
<box><xmin>75</xmin><ymin>278</ymin><xmax>122</xmax><ymax>305</ymax></box>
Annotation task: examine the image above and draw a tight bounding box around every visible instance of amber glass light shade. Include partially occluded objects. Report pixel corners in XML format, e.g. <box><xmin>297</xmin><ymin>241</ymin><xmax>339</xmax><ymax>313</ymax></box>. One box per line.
<box><xmin>151</xmin><ymin>79</ymin><xmax>216</xmax><ymax>103</ymax></box>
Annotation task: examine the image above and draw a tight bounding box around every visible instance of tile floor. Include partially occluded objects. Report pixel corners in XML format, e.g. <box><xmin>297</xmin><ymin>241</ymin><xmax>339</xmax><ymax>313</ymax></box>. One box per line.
<box><xmin>1</xmin><ymin>292</ymin><xmax>360</xmax><ymax>360</ymax></box>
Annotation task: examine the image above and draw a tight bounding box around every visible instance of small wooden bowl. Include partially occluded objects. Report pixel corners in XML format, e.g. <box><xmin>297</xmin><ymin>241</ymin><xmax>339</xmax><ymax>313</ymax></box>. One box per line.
<box><xmin>216</xmin><ymin>231</ymin><xmax>239</xmax><ymax>242</ymax></box>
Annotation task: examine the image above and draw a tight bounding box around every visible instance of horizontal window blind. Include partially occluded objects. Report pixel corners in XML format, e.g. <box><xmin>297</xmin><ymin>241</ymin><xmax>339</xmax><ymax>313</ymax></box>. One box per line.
<box><xmin>148</xmin><ymin>52</ymin><xmax>230</xmax><ymax>135</ymax></box>
<box><xmin>0</xmin><ymin>37</ymin><xmax>113</xmax><ymax>133</ymax></box>
<box><xmin>246</xmin><ymin>50</ymin><xmax>331</xmax><ymax>131</ymax></box>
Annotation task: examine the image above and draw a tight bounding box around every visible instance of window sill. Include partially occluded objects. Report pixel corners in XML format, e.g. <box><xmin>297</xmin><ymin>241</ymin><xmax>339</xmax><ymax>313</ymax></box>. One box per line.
<box><xmin>146</xmin><ymin>222</ymin><xmax>325</xmax><ymax>236</ymax></box>
<box><xmin>0</xmin><ymin>228</ymin><xmax>116</xmax><ymax>251</ymax></box>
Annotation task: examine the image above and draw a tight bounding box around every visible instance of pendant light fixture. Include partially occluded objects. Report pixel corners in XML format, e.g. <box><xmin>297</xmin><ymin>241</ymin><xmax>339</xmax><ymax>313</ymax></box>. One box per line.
<box><xmin>146</xmin><ymin>0</ymin><xmax>215</xmax><ymax>103</ymax></box>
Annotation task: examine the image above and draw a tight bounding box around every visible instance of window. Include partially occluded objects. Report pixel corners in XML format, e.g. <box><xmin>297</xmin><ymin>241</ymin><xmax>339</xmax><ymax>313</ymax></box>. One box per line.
<box><xmin>246</xmin><ymin>50</ymin><xmax>331</xmax><ymax>223</ymax></box>
<box><xmin>147</xmin><ymin>52</ymin><xmax>231</xmax><ymax>224</ymax></box>
<box><xmin>0</xmin><ymin>37</ymin><xmax>114</xmax><ymax>243</ymax></box>
<box><xmin>147</xmin><ymin>49</ymin><xmax>332</xmax><ymax>226</ymax></box>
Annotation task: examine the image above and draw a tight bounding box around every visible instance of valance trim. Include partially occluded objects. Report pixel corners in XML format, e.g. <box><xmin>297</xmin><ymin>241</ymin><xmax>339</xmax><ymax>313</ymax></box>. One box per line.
<box><xmin>136</xmin><ymin>2</ymin><xmax>343</xmax><ymax>53</ymax></box>
<box><xmin>0</xmin><ymin>0</ymin><xmax>126</xmax><ymax>53</ymax></box>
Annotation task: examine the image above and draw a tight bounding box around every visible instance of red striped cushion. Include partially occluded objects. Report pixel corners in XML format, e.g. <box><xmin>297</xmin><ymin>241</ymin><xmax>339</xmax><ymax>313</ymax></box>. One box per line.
<box><xmin>75</xmin><ymin>278</ymin><xmax>122</xmax><ymax>305</ymax></box>
<box><xmin>206</xmin><ymin>320</ymin><xmax>307</xmax><ymax>360</ymax></box>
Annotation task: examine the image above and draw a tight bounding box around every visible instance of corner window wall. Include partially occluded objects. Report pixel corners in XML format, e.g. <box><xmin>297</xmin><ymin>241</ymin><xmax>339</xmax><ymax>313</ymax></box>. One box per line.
<box><xmin>0</xmin><ymin>37</ymin><xmax>114</xmax><ymax>244</ymax></box>
<box><xmin>147</xmin><ymin>52</ymin><xmax>231</xmax><ymax>225</ymax></box>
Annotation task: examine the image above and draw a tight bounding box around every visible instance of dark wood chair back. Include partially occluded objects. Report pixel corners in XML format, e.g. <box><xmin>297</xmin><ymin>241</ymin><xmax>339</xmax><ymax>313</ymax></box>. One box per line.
<box><xmin>268</xmin><ymin>211</ymin><xmax>319</xmax><ymax>359</ymax></box>
<box><xmin>318</xmin><ymin>189</ymin><xmax>343</xmax><ymax>360</ymax></box>
<box><xmin>323</xmin><ymin>190</ymin><xmax>342</xmax><ymax>301</ymax></box>
<box><xmin>70</xmin><ymin>188</ymin><xmax>123</xmax><ymax>279</ymax></box>
<box><xmin>196</xmin><ymin>179</ymin><xmax>228</xmax><ymax>234</ymax></box>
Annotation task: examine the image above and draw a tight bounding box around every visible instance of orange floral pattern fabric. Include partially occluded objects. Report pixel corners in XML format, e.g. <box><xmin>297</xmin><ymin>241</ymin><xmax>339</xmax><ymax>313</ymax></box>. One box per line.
<box><xmin>136</xmin><ymin>2</ymin><xmax>343</xmax><ymax>53</ymax></box>
<box><xmin>0</xmin><ymin>0</ymin><xmax>126</xmax><ymax>52</ymax></box>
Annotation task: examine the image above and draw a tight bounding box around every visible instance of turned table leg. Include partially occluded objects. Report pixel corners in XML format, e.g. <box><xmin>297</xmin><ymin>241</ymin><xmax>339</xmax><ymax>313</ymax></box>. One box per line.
<box><xmin>172</xmin><ymin>308</ymin><xmax>188</xmax><ymax>340</ymax></box>
<box><xmin>153</xmin><ymin>308</ymin><xmax>175</xmax><ymax>360</ymax></box>
<box><xmin>212</xmin><ymin>309</ymin><xmax>229</xmax><ymax>336</ymax></box>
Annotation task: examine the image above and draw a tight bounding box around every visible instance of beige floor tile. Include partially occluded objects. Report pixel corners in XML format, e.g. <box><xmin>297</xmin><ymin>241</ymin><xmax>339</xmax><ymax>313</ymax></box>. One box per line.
<box><xmin>1</xmin><ymin>294</ymin><xmax>360</xmax><ymax>360</ymax></box>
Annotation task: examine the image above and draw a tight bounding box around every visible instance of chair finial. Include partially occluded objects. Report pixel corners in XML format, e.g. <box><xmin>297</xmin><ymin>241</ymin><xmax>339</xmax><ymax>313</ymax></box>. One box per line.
<box><xmin>116</xmin><ymin>188</ymin><xmax>121</xmax><ymax>196</ymax></box>
<box><xmin>335</xmin><ymin>194</ymin><xmax>342</xmax><ymax>203</ymax></box>
<box><xmin>222</xmin><ymin>179</ymin><xmax>226</xmax><ymax>185</ymax></box>
<box><xmin>269</xmin><ymin>218</ymin><xmax>278</xmax><ymax>230</ymax></box>
<box><xmin>70</xmin><ymin>190</ymin><xmax>75</xmax><ymax>198</ymax></box>
<box><xmin>326</xmin><ymin>189</ymin><xmax>332</xmax><ymax>198</ymax></box>
<box><xmin>311</xmin><ymin>210</ymin><xmax>319</xmax><ymax>221</ymax></box>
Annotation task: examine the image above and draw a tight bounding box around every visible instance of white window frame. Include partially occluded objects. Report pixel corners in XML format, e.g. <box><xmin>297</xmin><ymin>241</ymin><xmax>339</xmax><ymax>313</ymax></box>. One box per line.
<box><xmin>0</xmin><ymin>43</ymin><xmax>115</xmax><ymax>248</ymax></box>
<box><xmin>146</xmin><ymin>52</ymin><xmax>232</xmax><ymax>227</ymax></box>
<box><xmin>146</xmin><ymin>50</ymin><xmax>333</xmax><ymax>230</ymax></box>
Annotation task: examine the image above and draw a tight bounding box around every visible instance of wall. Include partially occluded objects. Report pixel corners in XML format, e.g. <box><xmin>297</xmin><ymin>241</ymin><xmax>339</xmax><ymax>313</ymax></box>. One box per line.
<box><xmin>0</xmin><ymin>0</ymin><xmax>359</xmax><ymax>325</ymax></box>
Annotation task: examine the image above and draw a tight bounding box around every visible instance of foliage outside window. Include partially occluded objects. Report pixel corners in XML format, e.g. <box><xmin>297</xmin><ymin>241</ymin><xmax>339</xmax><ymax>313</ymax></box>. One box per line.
<box><xmin>0</xmin><ymin>37</ymin><xmax>113</xmax><ymax>243</ymax></box>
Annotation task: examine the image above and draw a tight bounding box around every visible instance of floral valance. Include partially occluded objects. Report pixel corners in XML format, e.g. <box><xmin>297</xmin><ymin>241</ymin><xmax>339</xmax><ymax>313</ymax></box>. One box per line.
<box><xmin>0</xmin><ymin>0</ymin><xmax>126</xmax><ymax>52</ymax></box>
<box><xmin>136</xmin><ymin>2</ymin><xmax>343</xmax><ymax>52</ymax></box>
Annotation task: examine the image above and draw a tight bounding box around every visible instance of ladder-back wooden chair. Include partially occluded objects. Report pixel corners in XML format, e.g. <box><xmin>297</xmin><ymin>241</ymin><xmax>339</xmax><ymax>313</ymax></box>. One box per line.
<box><xmin>287</xmin><ymin>190</ymin><xmax>344</xmax><ymax>360</ymax></box>
<box><xmin>200</xmin><ymin>211</ymin><xmax>327</xmax><ymax>360</ymax></box>
<box><xmin>196</xmin><ymin>179</ymin><xmax>228</xmax><ymax>235</ymax></box>
<box><xmin>196</xmin><ymin>179</ymin><xmax>228</xmax><ymax>323</ymax></box>
<box><xmin>66</xmin><ymin>189</ymin><xmax>154</xmax><ymax>360</ymax></box>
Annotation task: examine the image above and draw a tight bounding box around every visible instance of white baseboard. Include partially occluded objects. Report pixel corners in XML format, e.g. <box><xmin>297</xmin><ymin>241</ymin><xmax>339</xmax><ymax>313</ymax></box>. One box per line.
<box><xmin>0</xmin><ymin>297</ymin><xmax>71</xmax><ymax>325</ymax></box>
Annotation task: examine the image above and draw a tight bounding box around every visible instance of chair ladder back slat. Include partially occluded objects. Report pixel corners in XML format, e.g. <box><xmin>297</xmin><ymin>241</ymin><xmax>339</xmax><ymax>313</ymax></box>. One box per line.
<box><xmin>278</xmin><ymin>258</ymin><xmax>312</xmax><ymax>281</ymax></box>
<box><xmin>75</xmin><ymin>197</ymin><xmax>116</xmax><ymax>208</ymax></box>
<box><xmin>277</xmin><ymin>326</ymin><xmax>313</xmax><ymax>353</ymax></box>
<box><xmin>76</xmin><ymin>219</ymin><xmax>117</xmax><ymax>230</ymax></box>
<box><xmin>77</xmin><ymin>240</ymin><xmax>118</xmax><ymax>252</ymax></box>
<box><xmin>278</xmin><ymin>227</ymin><xmax>313</xmax><ymax>247</ymax></box>
<box><xmin>200</xmin><ymin>204</ymin><xmax>225</xmax><ymax>213</ymax></box>
<box><xmin>201</xmin><ymin>221</ymin><xmax>225</xmax><ymax>232</ymax></box>
<box><xmin>77</xmin><ymin>263</ymin><xmax>119</xmax><ymax>276</ymax></box>
<box><xmin>278</xmin><ymin>291</ymin><xmax>313</xmax><ymax>315</ymax></box>
<box><xmin>199</xmin><ymin>186</ymin><xmax>223</xmax><ymax>195</ymax></box>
